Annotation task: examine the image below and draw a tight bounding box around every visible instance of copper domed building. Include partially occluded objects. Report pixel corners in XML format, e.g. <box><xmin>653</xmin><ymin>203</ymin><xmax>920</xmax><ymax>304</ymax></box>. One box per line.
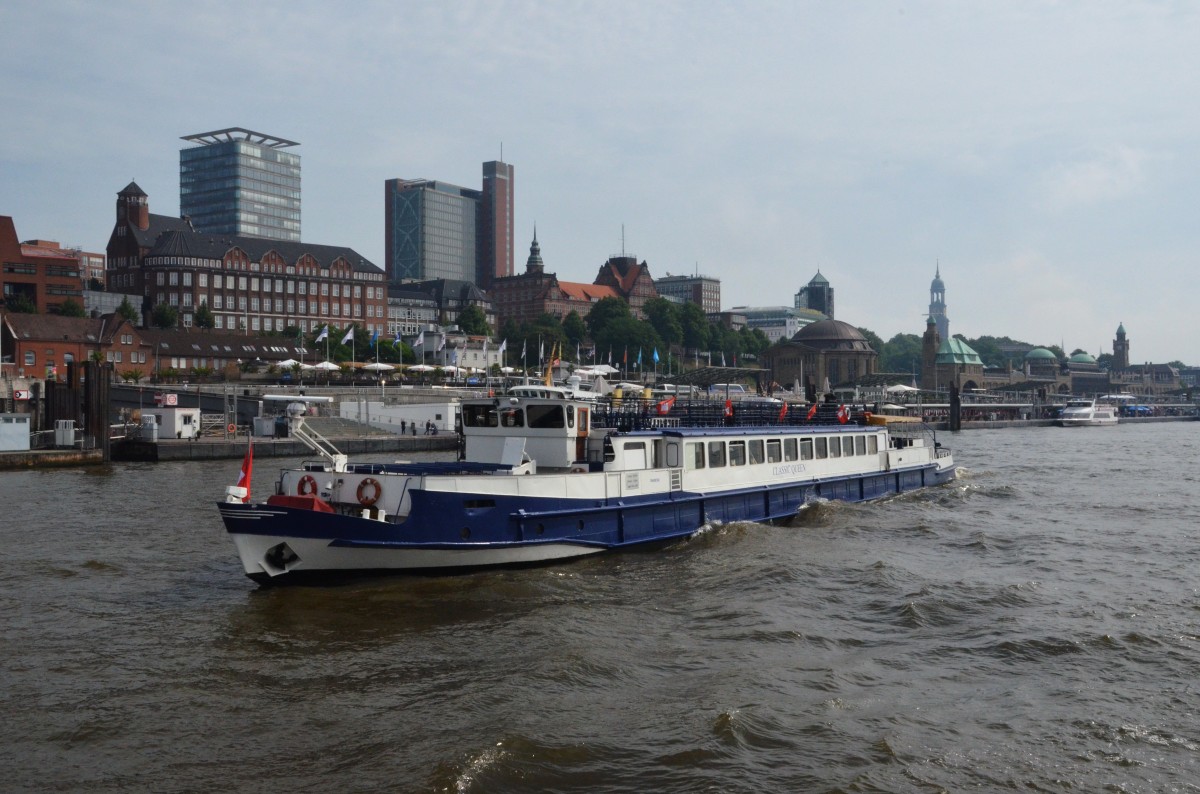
<box><xmin>763</xmin><ymin>319</ymin><xmax>878</xmax><ymax>396</ymax></box>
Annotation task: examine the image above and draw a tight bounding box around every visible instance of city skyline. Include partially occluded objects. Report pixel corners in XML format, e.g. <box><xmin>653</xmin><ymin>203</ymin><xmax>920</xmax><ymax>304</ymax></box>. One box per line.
<box><xmin>2</xmin><ymin>2</ymin><xmax>1199</xmax><ymax>363</ymax></box>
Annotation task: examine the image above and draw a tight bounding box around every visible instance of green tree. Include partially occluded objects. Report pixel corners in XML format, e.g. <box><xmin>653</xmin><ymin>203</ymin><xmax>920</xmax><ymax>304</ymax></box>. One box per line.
<box><xmin>680</xmin><ymin>302</ymin><xmax>710</xmax><ymax>351</ymax></box>
<box><xmin>738</xmin><ymin>327</ymin><xmax>771</xmax><ymax>358</ymax></box>
<box><xmin>527</xmin><ymin>314</ymin><xmax>568</xmax><ymax>359</ymax></box>
<box><xmin>499</xmin><ymin>319</ymin><xmax>521</xmax><ymax>347</ymax></box>
<box><xmin>116</xmin><ymin>296</ymin><xmax>139</xmax><ymax>323</ymax></box>
<box><xmin>585</xmin><ymin>297</ymin><xmax>631</xmax><ymax>338</ymax></box>
<box><xmin>194</xmin><ymin>301</ymin><xmax>215</xmax><ymax>329</ymax></box>
<box><xmin>151</xmin><ymin>303</ymin><xmax>178</xmax><ymax>329</ymax></box>
<box><xmin>711</xmin><ymin>325</ymin><xmax>742</xmax><ymax>362</ymax></box>
<box><xmin>593</xmin><ymin>316</ymin><xmax>662</xmax><ymax>368</ymax></box>
<box><xmin>457</xmin><ymin>304</ymin><xmax>491</xmax><ymax>336</ymax></box>
<box><xmin>562</xmin><ymin>310</ymin><xmax>587</xmax><ymax>347</ymax></box>
<box><xmin>643</xmin><ymin>297</ymin><xmax>683</xmax><ymax>348</ymax></box>
<box><xmin>878</xmin><ymin>333</ymin><xmax>924</xmax><ymax>374</ymax></box>
<box><xmin>56</xmin><ymin>297</ymin><xmax>86</xmax><ymax>317</ymax></box>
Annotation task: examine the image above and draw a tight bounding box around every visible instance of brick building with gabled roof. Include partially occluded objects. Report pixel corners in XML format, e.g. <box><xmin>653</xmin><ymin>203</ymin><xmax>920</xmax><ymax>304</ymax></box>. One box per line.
<box><xmin>593</xmin><ymin>255</ymin><xmax>658</xmax><ymax>318</ymax></box>
<box><xmin>1</xmin><ymin>312</ymin><xmax>144</xmax><ymax>381</ymax></box>
<box><xmin>105</xmin><ymin>182</ymin><xmax>386</xmax><ymax>336</ymax></box>
<box><xmin>488</xmin><ymin>233</ymin><xmax>654</xmax><ymax>329</ymax></box>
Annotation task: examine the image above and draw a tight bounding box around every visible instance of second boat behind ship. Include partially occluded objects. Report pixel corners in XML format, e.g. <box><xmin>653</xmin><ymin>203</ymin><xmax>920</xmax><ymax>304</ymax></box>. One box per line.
<box><xmin>1058</xmin><ymin>398</ymin><xmax>1119</xmax><ymax>427</ymax></box>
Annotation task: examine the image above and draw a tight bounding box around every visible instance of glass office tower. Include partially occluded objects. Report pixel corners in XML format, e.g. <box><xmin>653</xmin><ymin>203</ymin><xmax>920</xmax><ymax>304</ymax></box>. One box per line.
<box><xmin>180</xmin><ymin>128</ymin><xmax>301</xmax><ymax>242</ymax></box>
<box><xmin>384</xmin><ymin>178</ymin><xmax>479</xmax><ymax>283</ymax></box>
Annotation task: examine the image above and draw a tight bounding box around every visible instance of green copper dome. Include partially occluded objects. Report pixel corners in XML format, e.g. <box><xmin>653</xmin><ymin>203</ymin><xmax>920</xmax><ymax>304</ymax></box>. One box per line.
<box><xmin>1069</xmin><ymin>352</ymin><xmax>1096</xmax><ymax>364</ymax></box>
<box><xmin>1025</xmin><ymin>347</ymin><xmax>1057</xmax><ymax>360</ymax></box>
<box><xmin>935</xmin><ymin>337</ymin><xmax>983</xmax><ymax>365</ymax></box>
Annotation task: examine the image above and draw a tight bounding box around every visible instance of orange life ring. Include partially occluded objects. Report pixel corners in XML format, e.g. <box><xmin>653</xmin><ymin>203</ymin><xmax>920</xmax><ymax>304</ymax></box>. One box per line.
<box><xmin>227</xmin><ymin>423</ymin><xmax>237</xmax><ymax>433</ymax></box>
<box><xmin>357</xmin><ymin>477</ymin><xmax>382</xmax><ymax>506</ymax></box>
<box><xmin>298</xmin><ymin>474</ymin><xmax>319</xmax><ymax>496</ymax></box>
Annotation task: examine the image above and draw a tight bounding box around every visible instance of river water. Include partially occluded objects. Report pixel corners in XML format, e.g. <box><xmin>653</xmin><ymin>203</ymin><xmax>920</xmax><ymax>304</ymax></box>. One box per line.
<box><xmin>2</xmin><ymin>423</ymin><xmax>1198</xmax><ymax>793</ymax></box>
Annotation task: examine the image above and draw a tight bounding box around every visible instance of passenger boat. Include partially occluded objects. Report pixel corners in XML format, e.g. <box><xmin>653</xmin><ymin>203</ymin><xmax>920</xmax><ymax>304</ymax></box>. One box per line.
<box><xmin>1057</xmin><ymin>398</ymin><xmax>1119</xmax><ymax>427</ymax></box>
<box><xmin>217</xmin><ymin>381</ymin><xmax>956</xmax><ymax>584</ymax></box>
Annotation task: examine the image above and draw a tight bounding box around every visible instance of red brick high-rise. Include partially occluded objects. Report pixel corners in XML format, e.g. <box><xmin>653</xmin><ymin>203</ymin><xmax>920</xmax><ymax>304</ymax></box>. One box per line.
<box><xmin>477</xmin><ymin>160</ymin><xmax>514</xmax><ymax>288</ymax></box>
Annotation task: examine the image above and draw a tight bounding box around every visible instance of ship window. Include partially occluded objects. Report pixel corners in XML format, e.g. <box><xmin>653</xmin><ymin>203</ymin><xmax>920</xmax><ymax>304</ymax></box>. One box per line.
<box><xmin>464</xmin><ymin>405</ymin><xmax>499</xmax><ymax>427</ymax></box>
<box><xmin>748</xmin><ymin>439</ymin><xmax>764</xmax><ymax>465</ymax></box>
<box><xmin>566</xmin><ymin>405</ymin><xmax>575</xmax><ymax>428</ymax></box>
<box><xmin>784</xmin><ymin>438</ymin><xmax>798</xmax><ymax>461</ymax></box>
<box><xmin>855</xmin><ymin>436</ymin><xmax>866</xmax><ymax>455</ymax></box>
<box><xmin>800</xmin><ymin>438</ymin><xmax>813</xmax><ymax>460</ymax></box>
<box><xmin>829</xmin><ymin>437</ymin><xmax>841</xmax><ymax>458</ymax></box>
<box><xmin>666</xmin><ymin>442</ymin><xmax>680</xmax><ymax>468</ymax></box>
<box><xmin>815</xmin><ymin>437</ymin><xmax>828</xmax><ymax>459</ymax></box>
<box><xmin>868</xmin><ymin>435</ymin><xmax>878</xmax><ymax>454</ymax></box>
<box><xmin>729</xmin><ymin>441</ymin><xmax>746</xmax><ymax>466</ymax></box>
<box><xmin>708</xmin><ymin>441</ymin><xmax>726</xmax><ymax>468</ymax></box>
<box><xmin>526</xmin><ymin>404</ymin><xmax>565</xmax><ymax>428</ymax></box>
<box><xmin>842</xmin><ymin>437</ymin><xmax>854</xmax><ymax>456</ymax></box>
<box><xmin>687</xmin><ymin>442</ymin><xmax>705</xmax><ymax>469</ymax></box>
<box><xmin>766</xmin><ymin>439</ymin><xmax>782</xmax><ymax>463</ymax></box>
<box><xmin>499</xmin><ymin>408</ymin><xmax>524</xmax><ymax>427</ymax></box>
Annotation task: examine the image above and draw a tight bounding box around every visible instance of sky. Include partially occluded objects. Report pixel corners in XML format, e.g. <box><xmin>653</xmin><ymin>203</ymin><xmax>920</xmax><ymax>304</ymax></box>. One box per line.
<box><xmin>2</xmin><ymin>1</ymin><xmax>1198</xmax><ymax>364</ymax></box>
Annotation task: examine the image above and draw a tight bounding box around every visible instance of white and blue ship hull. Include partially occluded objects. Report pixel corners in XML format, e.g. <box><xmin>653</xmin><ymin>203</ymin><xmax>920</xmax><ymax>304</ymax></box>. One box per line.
<box><xmin>218</xmin><ymin>389</ymin><xmax>956</xmax><ymax>584</ymax></box>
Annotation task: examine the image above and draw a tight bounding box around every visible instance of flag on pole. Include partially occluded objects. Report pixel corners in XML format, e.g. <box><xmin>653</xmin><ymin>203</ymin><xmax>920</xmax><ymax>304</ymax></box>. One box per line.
<box><xmin>521</xmin><ymin>340</ymin><xmax>527</xmax><ymax>361</ymax></box>
<box><xmin>436</xmin><ymin>334</ymin><xmax>446</xmax><ymax>352</ymax></box>
<box><xmin>806</xmin><ymin>403</ymin><xmax>818</xmax><ymax>420</ymax></box>
<box><xmin>315</xmin><ymin>325</ymin><xmax>329</xmax><ymax>343</ymax></box>
<box><xmin>414</xmin><ymin>331</ymin><xmax>425</xmax><ymax>348</ymax></box>
<box><xmin>652</xmin><ymin>348</ymin><xmax>660</xmax><ymax>364</ymax></box>
<box><xmin>370</xmin><ymin>330</ymin><xmax>379</xmax><ymax>348</ymax></box>
<box><xmin>724</xmin><ymin>399</ymin><xmax>734</xmax><ymax>419</ymax></box>
<box><xmin>340</xmin><ymin>326</ymin><xmax>355</xmax><ymax>345</ymax></box>
<box><xmin>539</xmin><ymin>339</ymin><xmax>544</xmax><ymax>362</ymax></box>
<box><xmin>392</xmin><ymin>330</ymin><xmax>402</xmax><ymax>349</ymax></box>
<box><xmin>576</xmin><ymin>342</ymin><xmax>581</xmax><ymax>362</ymax></box>
<box><xmin>656</xmin><ymin>395</ymin><xmax>676</xmax><ymax>415</ymax></box>
<box><xmin>720</xmin><ymin>351</ymin><xmax>726</xmax><ymax>367</ymax></box>
<box><xmin>837</xmin><ymin>404</ymin><xmax>850</xmax><ymax>424</ymax></box>
<box><xmin>608</xmin><ymin>348</ymin><xmax>612</xmax><ymax>365</ymax></box>
<box><xmin>235</xmin><ymin>441</ymin><xmax>253</xmax><ymax>503</ymax></box>
<box><xmin>498</xmin><ymin>339</ymin><xmax>507</xmax><ymax>356</ymax></box>
<box><xmin>636</xmin><ymin>348</ymin><xmax>642</xmax><ymax>366</ymax></box>
<box><xmin>778</xmin><ymin>402</ymin><xmax>789</xmax><ymax>422</ymax></box>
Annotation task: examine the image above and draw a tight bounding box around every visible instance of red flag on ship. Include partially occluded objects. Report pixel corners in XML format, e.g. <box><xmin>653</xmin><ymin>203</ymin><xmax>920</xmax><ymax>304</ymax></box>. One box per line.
<box><xmin>723</xmin><ymin>399</ymin><xmax>734</xmax><ymax>418</ymax></box>
<box><xmin>806</xmin><ymin>403</ymin><xmax>818</xmax><ymax>420</ymax></box>
<box><xmin>235</xmin><ymin>442</ymin><xmax>253</xmax><ymax>502</ymax></box>
<box><xmin>778</xmin><ymin>402</ymin><xmax>789</xmax><ymax>422</ymax></box>
<box><xmin>657</xmin><ymin>396</ymin><xmax>676</xmax><ymax>415</ymax></box>
<box><xmin>837</xmin><ymin>404</ymin><xmax>850</xmax><ymax>424</ymax></box>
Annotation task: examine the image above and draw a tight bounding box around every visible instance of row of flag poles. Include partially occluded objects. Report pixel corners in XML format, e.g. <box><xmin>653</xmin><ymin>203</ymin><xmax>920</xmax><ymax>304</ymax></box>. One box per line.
<box><xmin>301</xmin><ymin>324</ymin><xmax>741</xmax><ymax>377</ymax></box>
